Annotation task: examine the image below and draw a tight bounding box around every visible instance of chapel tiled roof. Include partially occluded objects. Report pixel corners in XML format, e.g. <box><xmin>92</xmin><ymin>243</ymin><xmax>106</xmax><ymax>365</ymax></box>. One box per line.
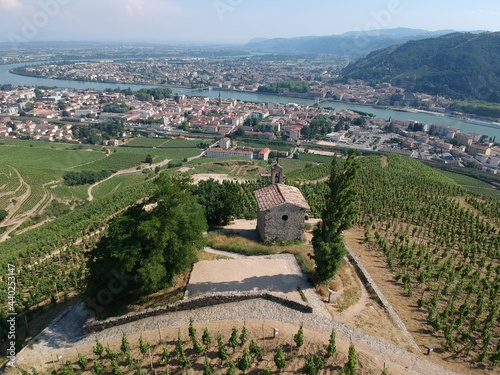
<box><xmin>254</xmin><ymin>183</ymin><xmax>310</xmax><ymax>211</ymax></box>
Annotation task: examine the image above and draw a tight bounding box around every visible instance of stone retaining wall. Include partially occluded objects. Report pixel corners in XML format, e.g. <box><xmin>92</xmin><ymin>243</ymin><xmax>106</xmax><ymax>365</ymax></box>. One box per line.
<box><xmin>345</xmin><ymin>242</ymin><xmax>420</xmax><ymax>350</ymax></box>
<box><xmin>84</xmin><ymin>290</ymin><xmax>312</xmax><ymax>334</ymax></box>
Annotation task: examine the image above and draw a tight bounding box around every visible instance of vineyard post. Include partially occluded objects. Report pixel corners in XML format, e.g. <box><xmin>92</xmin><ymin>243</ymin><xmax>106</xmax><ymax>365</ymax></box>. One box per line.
<box><xmin>157</xmin><ymin>322</ymin><xmax>162</xmax><ymax>343</ymax></box>
<box><xmin>148</xmin><ymin>347</ymin><xmax>155</xmax><ymax>374</ymax></box>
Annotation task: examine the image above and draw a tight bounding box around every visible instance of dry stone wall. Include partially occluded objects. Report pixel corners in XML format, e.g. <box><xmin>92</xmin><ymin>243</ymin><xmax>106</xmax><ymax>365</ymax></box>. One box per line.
<box><xmin>84</xmin><ymin>290</ymin><xmax>312</xmax><ymax>333</ymax></box>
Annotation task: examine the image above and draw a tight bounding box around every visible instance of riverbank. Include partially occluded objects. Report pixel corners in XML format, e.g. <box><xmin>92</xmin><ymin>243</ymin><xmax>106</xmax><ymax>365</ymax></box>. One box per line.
<box><xmin>1</xmin><ymin>61</ymin><xmax>500</xmax><ymax>138</ymax></box>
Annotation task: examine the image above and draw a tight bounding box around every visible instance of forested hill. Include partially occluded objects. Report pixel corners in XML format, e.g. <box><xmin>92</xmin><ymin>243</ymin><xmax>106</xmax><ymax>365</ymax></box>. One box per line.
<box><xmin>340</xmin><ymin>32</ymin><xmax>500</xmax><ymax>103</ymax></box>
<box><xmin>246</xmin><ymin>28</ymin><xmax>452</xmax><ymax>58</ymax></box>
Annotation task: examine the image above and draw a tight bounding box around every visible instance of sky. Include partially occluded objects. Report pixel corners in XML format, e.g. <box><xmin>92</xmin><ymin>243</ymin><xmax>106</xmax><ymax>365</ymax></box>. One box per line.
<box><xmin>0</xmin><ymin>0</ymin><xmax>499</xmax><ymax>45</ymax></box>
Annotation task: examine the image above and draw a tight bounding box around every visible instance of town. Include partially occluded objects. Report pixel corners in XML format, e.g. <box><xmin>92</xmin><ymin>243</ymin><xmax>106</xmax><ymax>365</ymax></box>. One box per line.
<box><xmin>0</xmin><ymin>84</ymin><xmax>499</xmax><ymax>173</ymax></box>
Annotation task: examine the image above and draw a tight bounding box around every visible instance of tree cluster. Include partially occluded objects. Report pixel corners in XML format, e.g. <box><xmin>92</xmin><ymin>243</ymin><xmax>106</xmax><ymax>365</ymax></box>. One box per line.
<box><xmin>194</xmin><ymin>179</ymin><xmax>266</xmax><ymax>226</ymax></box>
<box><xmin>135</xmin><ymin>87</ymin><xmax>172</xmax><ymax>101</ymax></box>
<box><xmin>312</xmin><ymin>151</ymin><xmax>360</xmax><ymax>281</ymax></box>
<box><xmin>301</xmin><ymin>114</ymin><xmax>333</xmax><ymax>139</ymax></box>
<box><xmin>86</xmin><ymin>175</ymin><xmax>207</xmax><ymax>297</ymax></box>
<box><xmin>72</xmin><ymin>121</ymin><xmax>124</xmax><ymax>144</ymax></box>
<box><xmin>258</xmin><ymin>80</ymin><xmax>310</xmax><ymax>94</ymax></box>
<box><xmin>63</xmin><ymin>170</ymin><xmax>112</xmax><ymax>186</ymax></box>
<box><xmin>0</xmin><ymin>209</ymin><xmax>7</xmax><ymax>222</ymax></box>
<box><xmin>102</xmin><ymin>103</ymin><xmax>131</xmax><ymax>113</ymax></box>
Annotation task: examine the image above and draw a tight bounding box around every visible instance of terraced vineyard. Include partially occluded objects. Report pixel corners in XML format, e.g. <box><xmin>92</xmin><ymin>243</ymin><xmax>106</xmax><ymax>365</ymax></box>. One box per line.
<box><xmin>1</xmin><ymin>140</ymin><xmax>499</xmax><ymax>371</ymax></box>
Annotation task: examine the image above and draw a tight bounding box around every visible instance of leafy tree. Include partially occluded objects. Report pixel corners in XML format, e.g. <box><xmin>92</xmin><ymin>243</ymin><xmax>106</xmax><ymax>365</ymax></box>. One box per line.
<box><xmin>239</xmin><ymin>325</ymin><xmax>248</xmax><ymax>347</ymax></box>
<box><xmin>381</xmin><ymin>364</ymin><xmax>389</xmax><ymax>375</ymax></box>
<box><xmin>77</xmin><ymin>354</ymin><xmax>88</xmax><ymax>371</ymax></box>
<box><xmin>139</xmin><ymin>336</ymin><xmax>150</xmax><ymax>357</ymax></box>
<box><xmin>92</xmin><ymin>360</ymin><xmax>104</xmax><ymax>375</ymax></box>
<box><xmin>217</xmin><ymin>334</ymin><xmax>229</xmax><ymax>365</ymax></box>
<box><xmin>203</xmin><ymin>359</ymin><xmax>213</xmax><ymax>375</ymax></box>
<box><xmin>63</xmin><ymin>170</ymin><xmax>112</xmax><ymax>186</ymax></box>
<box><xmin>93</xmin><ymin>338</ymin><xmax>104</xmax><ymax>358</ymax></box>
<box><xmin>301</xmin><ymin>114</ymin><xmax>333</xmax><ymax>139</ymax></box>
<box><xmin>0</xmin><ymin>209</ymin><xmax>7</xmax><ymax>222</ymax></box>
<box><xmin>226</xmin><ymin>361</ymin><xmax>236</xmax><ymax>375</ymax></box>
<box><xmin>303</xmin><ymin>354</ymin><xmax>324</xmax><ymax>375</ymax></box>
<box><xmin>160</xmin><ymin>346</ymin><xmax>171</xmax><ymax>365</ymax></box>
<box><xmin>120</xmin><ymin>333</ymin><xmax>130</xmax><ymax>354</ymax></box>
<box><xmin>145</xmin><ymin>154</ymin><xmax>153</xmax><ymax>164</ymax></box>
<box><xmin>343</xmin><ymin>341</ymin><xmax>358</xmax><ymax>375</ymax></box>
<box><xmin>312</xmin><ymin>150</ymin><xmax>360</xmax><ymax>281</ymax></box>
<box><xmin>195</xmin><ymin>179</ymin><xmax>241</xmax><ymax>226</ymax></box>
<box><xmin>274</xmin><ymin>346</ymin><xmax>286</xmax><ymax>373</ymax></box>
<box><xmin>103</xmin><ymin>103</ymin><xmax>130</xmax><ymax>113</ymax></box>
<box><xmin>86</xmin><ymin>175</ymin><xmax>207</xmax><ymax>297</ymax></box>
<box><xmin>135</xmin><ymin>87</ymin><xmax>172</xmax><ymax>101</ymax></box>
<box><xmin>202</xmin><ymin>327</ymin><xmax>212</xmax><ymax>349</ymax></box>
<box><xmin>293</xmin><ymin>325</ymin><xmax>304</xmax><ymax>350</ymax></box>
<box><xmin>324</xmin><ymin>328</ymin><xmax>336</xmax><ymax>357</ymax></box>
<box><xmin>249</xmin><ymin>339</ymin><xmax>261</xmax><ymax>359</ymax></box>
<box><xmin>228</xmin><ymin>327</ymin><xmax>239</xmax><ymax>353</ymax></box>
<box><xmin>236</xmin><ymin>347</ymin><xmax>252</xmax><ymax>374</ymax></box>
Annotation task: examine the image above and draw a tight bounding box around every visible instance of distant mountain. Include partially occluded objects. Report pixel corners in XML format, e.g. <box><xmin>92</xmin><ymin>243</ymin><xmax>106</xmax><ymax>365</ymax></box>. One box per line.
<box><xmin>340</xmin><ymin>32</ymin><xmax>500</xmax><ymax>103</ymax></box>
<box><xmin>245</xmin><ymin>28</ymin><xmax>454</xmax><ymax>57</ymax></box>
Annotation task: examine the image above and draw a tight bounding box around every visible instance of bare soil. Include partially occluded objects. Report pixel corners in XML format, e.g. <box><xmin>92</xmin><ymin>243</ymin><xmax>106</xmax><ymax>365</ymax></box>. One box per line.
<box><xmin>343</xmin><ymin>226</ymin><xmax>497</xmax><ymax>375</ymax></box>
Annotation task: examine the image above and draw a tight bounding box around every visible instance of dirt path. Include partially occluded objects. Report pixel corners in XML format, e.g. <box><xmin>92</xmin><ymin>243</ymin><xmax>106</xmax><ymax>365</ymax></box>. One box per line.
<box><xmin>87</xmin><ymin>158</ymin><xmax>171</xmax><ymax>201</ymax></box>
<box><xmin>381</xmin><ymin>155</ymin><xmax>388</xmax><ymax>168</ymax></box>
<box><xmin>0</xmin><ymin>167</ymin><xmax>33</xmax><ymax>241</ymax></box>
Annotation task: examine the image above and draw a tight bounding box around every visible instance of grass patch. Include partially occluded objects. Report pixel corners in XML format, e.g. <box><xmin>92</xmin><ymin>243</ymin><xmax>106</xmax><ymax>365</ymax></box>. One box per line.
<box><xmin>206</xmin><ymin>232</ymin><xmax>275</xmax><ymax>256</ymax></box>
<box><xmin>438</xmin><ymin>170</ymin><xmax>499</xmax><ymax>200</ymax></box>
<box><xmin>123</xmin><ymin>137</ymin><xmax>168</xmax><ymax>148</ymax></box>
<box><xmin>91</xmin><ymin>173</ymin><xmax>149</xmax><ymax>200</ymax></box>
<box><xmin>330</xmin><ymin>261</ymin><xmax>362</xmax><ymax>312</ymax></box>
<box><xmin>206</xmin><ymin>230</ymin><xmax>313</xmax><ymax>257</ymax></box>
<box><xmin>298</xmin><ymin>153</ymin><xmax>333</xmax><ymax>164</ymax></box>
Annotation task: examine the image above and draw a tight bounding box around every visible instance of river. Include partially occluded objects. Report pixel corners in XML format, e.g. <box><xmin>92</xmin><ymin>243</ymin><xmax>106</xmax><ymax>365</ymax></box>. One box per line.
<box><xmin>1</xmin><ymin>61</ymin><xmax>499</xmax><ymax>139</ymax></box>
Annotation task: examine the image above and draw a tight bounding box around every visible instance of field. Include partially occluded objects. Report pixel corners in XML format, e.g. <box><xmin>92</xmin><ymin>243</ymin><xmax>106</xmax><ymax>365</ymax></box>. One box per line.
<box><xmin>438</xmin><ymin>170</ymin><xmax>500</xmax><ymax>199</ymax></box>
<box><xmin>1</xmin><ymin>139</ymin><xmax>499</xmax><ymax>374</ymax></box>
<box><xmin>0</xmin><ymin>139</ymin><xmax>191</xmax><ymax>239</ymax></box>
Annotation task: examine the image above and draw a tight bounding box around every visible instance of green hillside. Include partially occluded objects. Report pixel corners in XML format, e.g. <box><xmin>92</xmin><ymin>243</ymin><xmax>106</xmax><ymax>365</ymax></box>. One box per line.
<box><xmin>341</xmin><ymin>32</ymin><xmax>500</xmax><ymax>103</ymax></box>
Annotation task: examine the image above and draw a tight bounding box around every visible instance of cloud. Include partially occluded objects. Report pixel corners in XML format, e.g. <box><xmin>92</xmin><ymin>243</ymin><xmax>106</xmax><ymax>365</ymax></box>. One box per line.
<box><xmin>0</xmin><ymin>0</ymin><xmax>22</xmax><ymax>10</ymax></box>
<box><xmin>125</xmin><ymin>0</ymin><xmax>144</xmax><ymax>17</ymax></box>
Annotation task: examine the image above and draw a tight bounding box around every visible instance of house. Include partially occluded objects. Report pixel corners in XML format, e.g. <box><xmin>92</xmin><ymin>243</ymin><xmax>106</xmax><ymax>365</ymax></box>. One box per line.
<box><xmin>253</xmin><ymin>163</ymin><xmax>310</xmax><ymax>243</ymax></box>
<box><xmin>206</xmin><ymin>148</ymin><xmax>253</xmax><ymax>160</ymax></box>
<box><xmin>402</xmin><ymin>138</ymin><xmax>416</xmax><ymax>149</ymax></box>
<box><xmin>258</xmin><ymin>147</ymin><xmax>271</xmax><ymax>161</ymax></box>
<box><xmin>468</xmin><ymin>144</ymin><xmax>491</xmax><ymax>156</ymax></box>
<box><xmin>219</xmin><ymin>137</ymin><xmax>232</xmax><ymax>150</ymax></box>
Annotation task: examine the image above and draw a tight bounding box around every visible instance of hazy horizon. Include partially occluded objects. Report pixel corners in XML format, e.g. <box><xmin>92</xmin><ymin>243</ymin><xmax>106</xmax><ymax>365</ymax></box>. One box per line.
<box><xmin>0</xmin><ymin>0</ymin><xmax>499</xmax><ymax>45</ymax></box>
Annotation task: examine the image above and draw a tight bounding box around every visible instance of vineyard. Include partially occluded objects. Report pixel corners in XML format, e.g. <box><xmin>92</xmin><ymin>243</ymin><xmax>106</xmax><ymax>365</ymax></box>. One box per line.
<box><xmin>1</xmin><ymin>142</ymin><xmax>499</xmax><ymax>371</ymax></box>
<box><xmin>20</xmin><ymin>322</ymin><xmax>369</xmax><ymax>375</ymax></box>
<box><xmin>293</xmin><ymin>154</ymin><xmax>500</xmax><ymax>366</ymax></box>
<box><xmin>0</xmin><ymin>179</ymin><xmax>160</xmax><ymax>357</ymax></box>
<box><xmin>355</xmin><ymin>155</ymin><xmax>499</xmax><ymax>364</ymax></box>
<box><xmin>0</xmin><ymin>166</ymin><xmax>24</xmax><ymax>212</ymax></box>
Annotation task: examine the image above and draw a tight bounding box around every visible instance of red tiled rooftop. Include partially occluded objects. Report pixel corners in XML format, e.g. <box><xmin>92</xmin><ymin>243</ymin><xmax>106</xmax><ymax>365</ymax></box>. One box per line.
<box><xmin>254</xmin><ymin>183</ymin><xmax>310</xmax><ymax>211</ymax></box>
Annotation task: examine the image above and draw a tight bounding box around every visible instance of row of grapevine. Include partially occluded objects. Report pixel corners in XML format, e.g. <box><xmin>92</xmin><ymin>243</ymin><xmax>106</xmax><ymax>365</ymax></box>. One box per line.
<box><xmin>352</xmin><ymin>155</ymin><xmax>499</xmax><ymax>365</ymax></box>
<box><xmin>21</xmin><ymin>323</ymin><xmax>379</xmax><ymax>375</ymax></box>
<box><xmin>0</xmin><ymin>179</ymin><xmax>160</xmax><ymax>355</ymax></box>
